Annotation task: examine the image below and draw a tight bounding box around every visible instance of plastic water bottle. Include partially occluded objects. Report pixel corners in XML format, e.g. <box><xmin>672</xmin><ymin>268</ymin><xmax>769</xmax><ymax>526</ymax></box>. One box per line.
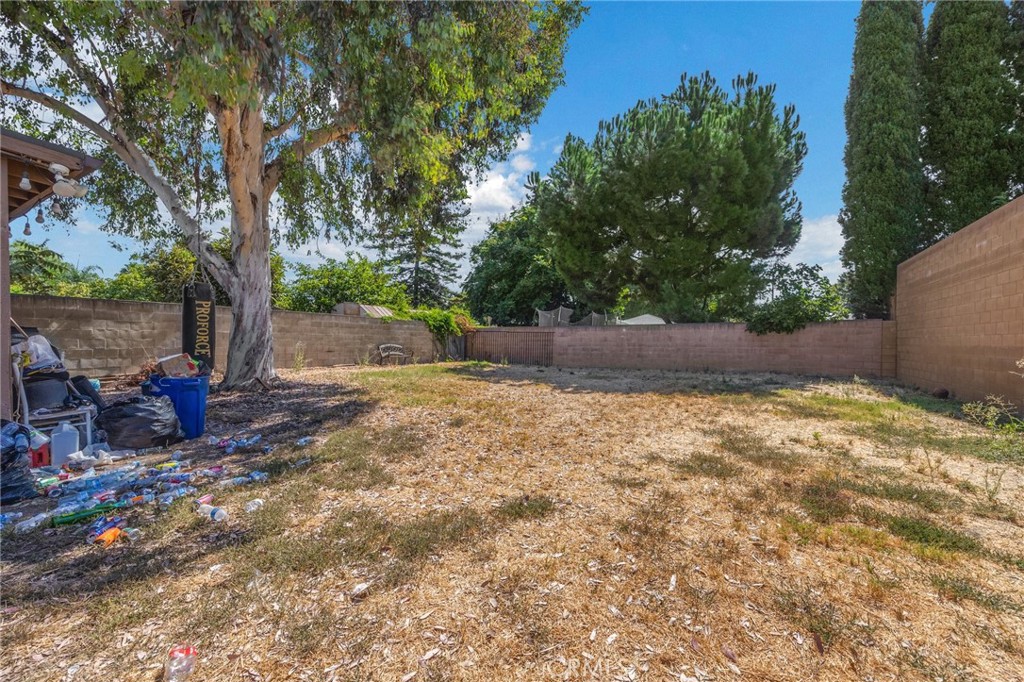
<box><xmin>248</xmin><ymin>471</ymin><xmax>268</xmax><ymax>483</ymax></box>
<box><xmin>0</xmin><ymin>512</ymin><xmax>24</xmax><ymax>529</ymax></box>
<box><xmin>218</xmin><ymin>476</ymin><xmax>249</xmax><ymax>488</ymax></box>
<box><xmin>244</xmin><ymin>499</ymin><xmax>265</xmax><ymax>513</ymax></box>
<box><xmin>163</xmin><ymin>644</ymin><xmax>197</xmax><ymax>681</ymax></box>
<box><xmin>14</xmin><ymin>512</ymin><xmax>51</xmax><ymax>534</ymax></box>
<box><xmin>295</xmin><ymin>436</ymin><xmax>314</xmax><ymax>447</ymax></box>
<box><xmin>196</xmin><ymin>504</ymin><xmax>228</xmax><ymax>522</ymax></box>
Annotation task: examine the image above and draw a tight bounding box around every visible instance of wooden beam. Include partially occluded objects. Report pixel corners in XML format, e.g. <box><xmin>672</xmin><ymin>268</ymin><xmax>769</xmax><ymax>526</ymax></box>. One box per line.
<box><xmin>1</xmin><ymin>134</ymin><xmax>87</xmax><ymax>173</ymax></box>
<box><xmin>1</xmin><ymin>154</ymin><xmax>11</xmax><ymax>420</ymax></box>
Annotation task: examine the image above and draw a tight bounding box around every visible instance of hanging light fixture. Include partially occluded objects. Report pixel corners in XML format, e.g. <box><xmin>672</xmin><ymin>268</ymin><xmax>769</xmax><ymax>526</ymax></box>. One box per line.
<box><xmin>35</xmin><ymin>207</ymin><xmax>45</xmax><ymax>224</ymax></box>
<box><xmin>23</xmin><ymin>217</ymin><xmax>32</xmax><ymax>236</ymax></box>
<box><xmin>19</xmin><ymin>169</ymin><xmax>32</xmax><ymax>191</ymax></box>
<box><xmin>51</xmin><ymin>201</ymin><xmax>65</xmax><ymax>218</ymax></box>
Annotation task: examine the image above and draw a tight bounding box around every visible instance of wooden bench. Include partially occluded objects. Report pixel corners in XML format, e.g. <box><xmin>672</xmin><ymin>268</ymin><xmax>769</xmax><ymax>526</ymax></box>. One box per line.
<box><xmin>376</xmin><ymin>344</ymin><xmax>409</xmax><ymax>365</ymax></box>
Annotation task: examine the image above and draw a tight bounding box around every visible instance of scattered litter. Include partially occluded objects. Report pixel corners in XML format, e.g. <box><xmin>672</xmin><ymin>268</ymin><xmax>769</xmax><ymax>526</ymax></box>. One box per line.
<box><xmin>163</xmin><ymin>644</ymin><xmax>197</xmax><ymax>681</ymax></box>
<box><xmin>196</xmin><ymin>503</ymin><xmax>228</xmax><ymax>522</ymax></box>
<box><xmin>295</xmin><ymin>436</ymin><xmax>314</xmax><ymax>447</ymax></box>
<box><xmin>351</xmin><ymin>582</ymin><xmax>372</xmax><ymax>600</ymax></box>
<box><xmin>669</xmin><ymin>574</ymin><xmax>677</xmax><ymax>592</ymax></box>
<box><xmin>244</xmin><ymin>499</ymin><xmax>265</xmax><ymax>513</ymax></box>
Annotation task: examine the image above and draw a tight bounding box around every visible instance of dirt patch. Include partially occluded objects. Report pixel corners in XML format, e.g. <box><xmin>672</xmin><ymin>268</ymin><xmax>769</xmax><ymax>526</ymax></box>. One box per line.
<box><xmin>1</xmin><ymin>363</ymin><xmax>1021</xmax><ymax>681</ymax></box>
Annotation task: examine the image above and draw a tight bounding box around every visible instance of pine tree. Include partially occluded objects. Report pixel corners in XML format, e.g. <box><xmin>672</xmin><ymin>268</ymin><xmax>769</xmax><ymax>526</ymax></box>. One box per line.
<box><xmin>923</xmin><ymin>0</ymin><xmax>1016</xmax><ymax>236</ymax></box>
<box><xmin>839</xmin><ymin>1</ymin><xmax>926</xmax><ymax>319</ymax></box>
<box><xmin>373</xmin><ymin>182</ymin><xmax>467</xmax><ymax>309</ymax></box>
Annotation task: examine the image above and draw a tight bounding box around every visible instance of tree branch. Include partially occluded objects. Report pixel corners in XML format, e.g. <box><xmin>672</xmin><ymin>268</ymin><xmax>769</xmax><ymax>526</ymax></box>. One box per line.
<box><xmin>10</xmin><ymin>15</ymin><xmax>235</xmax><ymax>288</ymax></box>
<box><xmin>0</xmin><ymin>80</ymin><xmax>117</xmax><ymax>147</ymax></box>
<box><xmin>263</xmin><ymin>109</ymin><xmax>301</xmax><ymax>143</ymax></box>
<box><xmin>1</xmin><ymin>81</ymin><xmax>234</xmax><ymax>288</ymax></box>
<box><xmin>262</xmin><ymin>124</ymin><xmax>356</xmax><ymax>199</ymax></box>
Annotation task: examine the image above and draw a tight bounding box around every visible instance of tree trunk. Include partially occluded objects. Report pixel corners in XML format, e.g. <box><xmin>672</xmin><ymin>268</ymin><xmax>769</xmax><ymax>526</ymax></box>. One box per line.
<box><xmin>217</xmin><ymin>103</ymin><xmax>277</xmax><ymax>390</ymax></box>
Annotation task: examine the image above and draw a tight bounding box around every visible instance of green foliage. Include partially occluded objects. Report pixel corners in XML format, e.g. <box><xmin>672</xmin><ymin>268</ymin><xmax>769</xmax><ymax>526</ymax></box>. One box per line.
<box><xmin>1</xmin><ymin>1</ymin><xmax>583</xmax><ymax>385</ymax></box>
<box><xmin>1011</xmin><ymin>1</ymin><xmax>1024</xmax><ymax>195</ymax></box>
<box><xmin>9</xmin><ymin>240</ymin><xmax>105</xmax><ymax>297</ymax></box>
<box><xmin>923</xmin><ymin>0</ymin><xmax>1017</xmax><ymax>236</ymax></box>
<box><xmin>746</xmin><ymin>263</ymin><xmax>848</xmax><ymax>335</ymax></box>
<box><xmin>285</xmin><ymin>256</ymin><xmax>410</xmax><ymax>314</ymax></box>
<box><xmin>463</xmin><ymin>204</ymin><xmax>576</xmax><ymax>325</ymax></box>
<box><xmin>371</xmin><ymin>180</ymin><xmax>466</xmax><ymax>308</ymax></box>
<box><xmin>839</xmin><ymin>1</ymin><xmax>926</xmax><ymax>319</ymax></box>
<box><xmin>961</xmin><ymin>362</ymin><xmax>1024</xmax><ymax>463</ymax></box>
<box><xmin>405</xmin><ymin>309</ymin><xmax>462</xmax><ymax>340</ymax></box>
<box><xmin>533</xmin><ymin>71</ymin><xmax>806</xmax><ymax>322</ymax></box>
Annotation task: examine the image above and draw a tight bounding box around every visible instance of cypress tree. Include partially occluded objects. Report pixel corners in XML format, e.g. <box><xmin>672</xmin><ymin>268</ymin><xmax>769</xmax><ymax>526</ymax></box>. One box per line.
<box><xmin>1009</xmin><ymin>1</ymin><xmax>1024</xmax><ymax>197</ymax></box>
<box><xmin>839</xmin><ymin>1</ymin><xmax>926</xmax><ymax>319</ymax></box>
<box><xmin>923</xmin><ymin>0</ymin><xmax>1016</xmax><ymax>236</ymax></box>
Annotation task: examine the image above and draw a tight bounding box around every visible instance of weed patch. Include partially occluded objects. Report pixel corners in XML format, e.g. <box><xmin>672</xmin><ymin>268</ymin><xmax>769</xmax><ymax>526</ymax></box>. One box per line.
<box><xmin>714</xmin><ymin>426</ymin><xmax>802</xmax><ymax>472</ymax></box>
<box><xmin>494</xmin><ymin>495</ymin><xmax>555</xmax><ymax>521</ymax></box>
<box><xmin>930</xmin><ymin>575</ymin><xmax>1020</xmax><ymax>613</ymax></box>
<box><xmin>775</xmin><ymin>589</ymin><xmax>848</xmax><ymax>649</ymax></box>
<box><xmin>799</xmin><ymin>478</ymin><xmax>853</xmax><ymax>523</ymax></box>
<box><xmin>841</xmin><ymin>477</ymin><xmax>961</xmax><ymax>513</ymax></box>
<box><xmin>671</xmin><ymin>453</ymin><xmax>742</xmax><ymax>479</ymax></box>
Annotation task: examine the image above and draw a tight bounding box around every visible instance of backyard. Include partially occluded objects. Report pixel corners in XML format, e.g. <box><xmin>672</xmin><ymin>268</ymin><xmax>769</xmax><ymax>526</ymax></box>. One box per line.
<box><xmin>2</xmin><ymin>363</ymin><xmax>1023</xmax><ymax>681</ymax></box>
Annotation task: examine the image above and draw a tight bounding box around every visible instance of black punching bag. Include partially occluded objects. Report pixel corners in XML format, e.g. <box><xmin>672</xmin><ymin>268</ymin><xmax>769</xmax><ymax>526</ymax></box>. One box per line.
<box><xmin>182</xmin><ymin>282</ymin><xmax>216</xmax><ymax>368</ymax></box>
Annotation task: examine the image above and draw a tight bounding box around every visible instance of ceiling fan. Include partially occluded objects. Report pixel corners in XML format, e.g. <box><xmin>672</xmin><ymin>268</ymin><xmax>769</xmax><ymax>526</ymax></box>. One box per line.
<box><xmin>49</xmin><ymin>163</ymin><xmax>89</xmax><ymax>198</ymax></box>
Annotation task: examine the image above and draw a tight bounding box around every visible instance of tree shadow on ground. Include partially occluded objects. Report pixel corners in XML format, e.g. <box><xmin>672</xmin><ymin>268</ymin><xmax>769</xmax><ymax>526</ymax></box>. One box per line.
<box><xmin>447</xmin><ymin>362</ymin><xmax>828</xmax><ymax>398</ymax></box>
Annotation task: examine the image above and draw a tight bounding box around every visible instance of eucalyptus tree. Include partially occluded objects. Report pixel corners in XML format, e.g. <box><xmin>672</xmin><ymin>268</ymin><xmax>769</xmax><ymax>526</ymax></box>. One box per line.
<box><xmin>0</xmin><ymin>1</ymin><xmax>582</xmax><ymax>388</ymax></box>
<box><xmin>533</xmin><ymin>72</ymin><xmax>806</xmax><ymax>322</ymax></box>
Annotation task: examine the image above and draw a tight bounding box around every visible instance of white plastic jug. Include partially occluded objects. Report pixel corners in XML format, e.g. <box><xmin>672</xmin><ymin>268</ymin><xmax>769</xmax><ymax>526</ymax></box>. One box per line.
<box><xmin>50</xmin><ymin>422</ymin><xmax>80</xmax><ymax>467</ymax></box>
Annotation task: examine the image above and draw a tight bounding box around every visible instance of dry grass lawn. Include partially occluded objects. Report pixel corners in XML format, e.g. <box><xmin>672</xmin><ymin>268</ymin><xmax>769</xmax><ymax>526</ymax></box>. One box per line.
<box><xmin>2</xmin><ymin>363</ymin><xmax>1023</xmax><ymax>681</ymax></box>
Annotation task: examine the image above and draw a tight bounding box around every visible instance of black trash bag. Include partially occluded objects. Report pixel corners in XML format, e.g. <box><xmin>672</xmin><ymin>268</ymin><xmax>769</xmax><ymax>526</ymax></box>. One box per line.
<box><xmin>97</xmin><ymin>396</ymin><xmax>185</xmax><ymax>449</ymax></box>
<box><xmin>1</xmin><ymin>421</ymin><xmax>39</xmax><ymax>505</ymax></box>
<box><xmin>71</xmin><ymin>375</ymin><xmax>107</xmax><ymax>410</ymax></box>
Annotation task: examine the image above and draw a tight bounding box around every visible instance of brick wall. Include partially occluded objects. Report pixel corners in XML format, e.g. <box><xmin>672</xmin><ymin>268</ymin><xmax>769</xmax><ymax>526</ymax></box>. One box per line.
<box><xmin>895</xmin><ymin>196</ymin><xmax>1024</xmax><ymax>407</ymax></box>
<box><xmin>11</xmin><ymin>295</ymin><xmax>435</xmax><ymax>377</ymax></box>
<box><xmin>469</xmin><ymin>320</ymin><xmax>896</xmax><ymax>378</ymax></box>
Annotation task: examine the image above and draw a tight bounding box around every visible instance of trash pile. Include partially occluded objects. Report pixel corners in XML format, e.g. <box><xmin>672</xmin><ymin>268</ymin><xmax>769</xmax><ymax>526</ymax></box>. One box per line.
<box><xmin>0</xmin><ymin>419</ymin><xmax>270</xmax><ymax>544</ymax></box>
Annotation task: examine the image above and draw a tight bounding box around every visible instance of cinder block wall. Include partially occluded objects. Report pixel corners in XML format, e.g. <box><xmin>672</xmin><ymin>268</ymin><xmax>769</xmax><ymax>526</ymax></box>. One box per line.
<box><xmin>549</xmin><ymin>320</ymin><xmax>895</xmax><ymax>377</ymax></box>
<box><xmin>468</xmin><ymin>320</ymin><xmax>896</xmax><ymax>378</ymax></box>
<box><xmin>895</xmin><ymin>196</ymin><xmax>1024</xmax><ymax>406</ymax></box>
<box><xmin>11</xmin><ymin>295</ymin><xmax>435</xmax><ymax>376</ymax></box>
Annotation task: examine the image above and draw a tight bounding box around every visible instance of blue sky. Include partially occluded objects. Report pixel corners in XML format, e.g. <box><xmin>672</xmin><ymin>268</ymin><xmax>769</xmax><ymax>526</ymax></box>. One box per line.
<box><xmin>20</xmin><ymin>1</ymin><xmax>863</xmax><ymax>282</ymax></box>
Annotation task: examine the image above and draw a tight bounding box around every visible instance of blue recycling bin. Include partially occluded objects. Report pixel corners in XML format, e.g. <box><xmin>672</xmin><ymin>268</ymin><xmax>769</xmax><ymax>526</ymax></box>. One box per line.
<box><xmin>146</xmin><ymin>375</ymin><xmax>209</xmax><ymax>440</ymax></box>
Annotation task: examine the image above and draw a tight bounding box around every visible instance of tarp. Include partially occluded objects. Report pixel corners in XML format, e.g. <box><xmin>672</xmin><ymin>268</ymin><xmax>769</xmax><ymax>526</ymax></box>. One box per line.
<box><xmin>619</xmin><ymin>314</ymin><xmax>666</xmax><ymax>325</ymax></box>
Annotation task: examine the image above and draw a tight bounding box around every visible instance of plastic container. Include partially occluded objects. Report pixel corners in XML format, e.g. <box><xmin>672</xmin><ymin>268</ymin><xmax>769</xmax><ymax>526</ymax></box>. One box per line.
<box><xmin>147</xmin><ymin>375</ymin><xmax>209</xmax><ymax>440</ymax></box>
<box><xmin>196</xmin><ymin>504</ymin><xmax>228</xmax><ymax>522</ymax></box>
<box><xmin>50</xmin><ymin>422</ymin><xmax>80</xmax><ymax>467</ymax></box>
<box><xmin>164</xmin><ymin>644</ymin><xmax>197</xmax><ymax>681</ymax></box>
<box><xmin>244</xmin><ymin>499</ymin><xmax>265</xmax><ymax>513</ymax></box>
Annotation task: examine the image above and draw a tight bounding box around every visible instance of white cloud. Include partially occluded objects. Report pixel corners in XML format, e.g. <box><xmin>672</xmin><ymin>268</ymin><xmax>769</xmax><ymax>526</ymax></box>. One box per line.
<box><xmin>786</xmin><ymin>214</ymin><xmax>845</xmax><ymax>281</ymax></box>
<box><xmin>510</xmin><ymin>154</ymin><xmax>535</xmax><ymax>173</ymax></box>
<box><xmin>513</xmin><ymin>132</ymin><xmax>532</xmax><ymax>153</ymax></box>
